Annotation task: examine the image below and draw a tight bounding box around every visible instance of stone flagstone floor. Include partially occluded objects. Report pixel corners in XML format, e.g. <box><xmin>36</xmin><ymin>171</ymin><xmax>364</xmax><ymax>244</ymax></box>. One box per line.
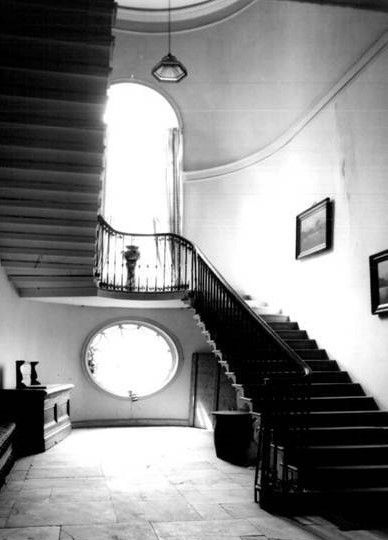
<box><xmin>0</xmin><ymin>427</ymin><xmax>388</xmax><ymax>540</ymax></box>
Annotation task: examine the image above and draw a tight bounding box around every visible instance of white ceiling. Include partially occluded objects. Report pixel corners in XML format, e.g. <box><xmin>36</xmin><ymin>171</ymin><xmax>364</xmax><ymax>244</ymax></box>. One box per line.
<box><xmin>116</xmin><ymin>0</ymin><xmax>255</xmax><ymax>32</ymax></box>
<box><xmin>118</xmin><ymin>0</ymin><xmax>210</xmax><ymax>8</ymax></box>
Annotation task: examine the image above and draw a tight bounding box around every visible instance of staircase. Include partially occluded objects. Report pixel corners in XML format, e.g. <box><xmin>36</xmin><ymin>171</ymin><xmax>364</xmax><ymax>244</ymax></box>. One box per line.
<box><xmin>191</xmin><ymin>285</ymin><xmax>388</xmax><ymax>513</ymax></box>
<box><xmin>0</xmin><ymin>0</ymin><xmax>116</xmax><ymax>298</ymax></box>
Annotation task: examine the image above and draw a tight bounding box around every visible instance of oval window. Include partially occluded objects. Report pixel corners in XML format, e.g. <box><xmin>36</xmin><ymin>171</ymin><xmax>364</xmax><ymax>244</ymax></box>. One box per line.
<box><xmin>84</xmin><ymin>321</ymin><xmax>179</xmax><ymax>399</ymax></box>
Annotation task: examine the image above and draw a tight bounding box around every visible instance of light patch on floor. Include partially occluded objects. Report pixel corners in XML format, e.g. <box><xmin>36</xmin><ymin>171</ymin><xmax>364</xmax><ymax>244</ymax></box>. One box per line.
<box><xmin>0</xmin><ymin>427</ymin><xmax>385</xmax><ymax>539</ymax></box>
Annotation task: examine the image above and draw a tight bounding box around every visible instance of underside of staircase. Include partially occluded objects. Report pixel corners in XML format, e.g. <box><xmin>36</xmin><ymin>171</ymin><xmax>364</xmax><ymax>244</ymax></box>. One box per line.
<box><xmin>194</xmin><ymin>298</ymin><xmax>388</xmax><ymax>514</ymax></box>
<box><xmin>0</xmin><ymin>0</ymin><xmax>116</xmax><ymax>297</ymax></box>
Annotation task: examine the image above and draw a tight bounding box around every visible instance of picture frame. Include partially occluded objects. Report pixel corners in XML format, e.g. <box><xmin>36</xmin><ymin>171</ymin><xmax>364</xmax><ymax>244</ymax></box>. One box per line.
<box><xmin>296</xmin><ymin>198</ymin><xmax>332</xmax><ymax>259</ymax></box>
<box><xmin>369</xmin><ymin>249</ymin><xmax>388</xmax><ymax>315</ymax></box>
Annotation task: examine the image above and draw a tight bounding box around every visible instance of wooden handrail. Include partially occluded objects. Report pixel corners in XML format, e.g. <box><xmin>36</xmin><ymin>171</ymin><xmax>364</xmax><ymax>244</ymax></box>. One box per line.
<box><xmin>96</xmin><ymin>214</ymin><xmax>311</xmax><ymax>378</ymax></box>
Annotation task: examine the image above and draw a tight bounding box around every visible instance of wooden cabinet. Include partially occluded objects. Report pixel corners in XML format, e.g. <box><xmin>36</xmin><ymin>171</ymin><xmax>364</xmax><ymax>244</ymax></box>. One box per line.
<box><xmin>0</xmin><ymin>384</ymin><xmax>74</xmax><ymax>456</ymax></box>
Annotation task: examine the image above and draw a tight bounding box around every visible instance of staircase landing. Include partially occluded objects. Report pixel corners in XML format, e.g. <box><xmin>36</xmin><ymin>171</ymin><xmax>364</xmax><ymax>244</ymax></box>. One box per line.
<box><xmin>27</xmin><ymin>289</ymin><xmax>190</xmax><ymax>308</ymax></box>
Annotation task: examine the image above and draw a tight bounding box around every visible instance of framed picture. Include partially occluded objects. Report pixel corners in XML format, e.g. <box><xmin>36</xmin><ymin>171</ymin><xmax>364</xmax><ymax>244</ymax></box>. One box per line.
<box><xmin>370</xmin><ymin>250</ymin><xmax>388</xmax><ymax>315</ymax></box>
<box><xmin>296</xmin><ymin>198</ymin><xmax>332</xmax><ymax>259</ymax></box>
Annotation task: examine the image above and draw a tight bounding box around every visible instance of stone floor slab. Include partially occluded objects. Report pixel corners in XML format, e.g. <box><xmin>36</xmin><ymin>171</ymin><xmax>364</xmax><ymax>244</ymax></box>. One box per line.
<box><xmin>188</xmin><ymin>502</ymin><xmax>233</xmax><ymax>521</ymax></box>
<box><xmin>6</xmin><ymin>499</ymin><xmax>116</xmax><ymax>527</ymax></box>
<box><xmin>221</xmin><ymin>502</ymin><xmax>272</xmax><ymax>519</ymax></box>
<box><xmin>152</xmin><ymin>518</ymin><xmax>260</xmax><ymax>538</ymax></box>
<box><xmin>0</xmin><ymin>526</ymin><xmax>60</xmax><ymax>539</ymax></box>
<box><xmin>50</xmin><ymin>487</ymin><xmax>111</xmax><ymax>501</ymax></box>
<box><xmin>179</xmin><ymin>487</ymin><xmax>253</xmax><ymax>505</ymax></box>
<box><xmin>21</xmin><ymin>478</ymin><xmax>107</xmax><ymax>490</ymax></box>
<box><xmin>113</xmin><ymin>496</ymin><xmax>202</xmax><ymax>522</ymax></box>
<box><xmin>0</xmin><ymin>428</ymin><xmax>387</xmax><ymax>540</ymax></box>
<box><xmin>60</xmin><ymin>522</ymin><xmax>158</xmax><ymax>540</ymax></box>
<box><xmin>27</xmin><ymin>467</ymin><xmax>102</xmax><ymax>479</ymax></box>
<box><xmin>249</xmin><ymin>516</ymin><xmax>322</xmax><ymax>540</ymax></box>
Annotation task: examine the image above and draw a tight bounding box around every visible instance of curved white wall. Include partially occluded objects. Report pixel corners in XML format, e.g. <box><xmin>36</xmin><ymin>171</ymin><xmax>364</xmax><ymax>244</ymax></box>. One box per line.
<box><xmin>0</xmin><ymin>266</ymin><xmax>210</xmax><ymax>423</ymax></box>
<box><xmin>112</xmin><ymin>0</ymin><xmax>388</xmax><ymax>170</ymax></box>
<box><xmin>184</xmin><ymin>44</ymin><xmax>388</xmax><ymax>409</ymax></box>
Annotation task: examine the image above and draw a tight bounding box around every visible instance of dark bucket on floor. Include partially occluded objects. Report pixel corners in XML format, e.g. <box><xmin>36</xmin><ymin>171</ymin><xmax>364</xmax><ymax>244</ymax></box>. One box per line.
<box><xmin>212</xmin><ymin>411</ymin><xmax>254</xmax><ymax>466</ymax></box>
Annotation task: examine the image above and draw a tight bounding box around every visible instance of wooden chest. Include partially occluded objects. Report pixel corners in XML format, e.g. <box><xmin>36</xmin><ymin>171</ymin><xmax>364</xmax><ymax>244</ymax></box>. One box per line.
<box><xmin>0</xmin><ymin>384</ymin><xmax>74</xmax><ymax>455</ymax></box>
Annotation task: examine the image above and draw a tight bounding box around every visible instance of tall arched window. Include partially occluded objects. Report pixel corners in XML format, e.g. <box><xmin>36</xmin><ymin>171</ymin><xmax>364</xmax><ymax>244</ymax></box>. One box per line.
<box><xmin>103</xmin><ymin>82</ymin><xmax>182</xmax><ymax>234</ymax></box>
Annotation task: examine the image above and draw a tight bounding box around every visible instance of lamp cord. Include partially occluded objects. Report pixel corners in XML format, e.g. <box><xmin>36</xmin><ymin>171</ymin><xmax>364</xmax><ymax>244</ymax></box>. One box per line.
<box><xmin>168</xmin><ymin>0</ymin><xmax>171</xmax><ymax>54</ymax></box>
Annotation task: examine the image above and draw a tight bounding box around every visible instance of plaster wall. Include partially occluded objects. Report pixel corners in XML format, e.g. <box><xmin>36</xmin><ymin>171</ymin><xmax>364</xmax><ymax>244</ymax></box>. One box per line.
<box><xmin>0</xmin><ymin>265</ymin><xmax>210</xmax><ymax>423</ymax></box>
<box><xmin>112</xmin><ymin>1</ymin><xmax>388</xmax><ymax>171</ymax></box>
<box><xmin>184</xmin><ymin>45</ymin><xmax>388</xmax><ymax>409</ymax></box>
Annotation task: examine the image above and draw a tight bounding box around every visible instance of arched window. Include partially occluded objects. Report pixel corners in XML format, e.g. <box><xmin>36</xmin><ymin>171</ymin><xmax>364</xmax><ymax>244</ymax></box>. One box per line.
<box><xmin>83</xmin><ymin>320</ymin><xmax>180</xmax><ymax>399</ymax></box>
<box><xmin>103</xmin><ymin>82</ymin><xmax>182</xmax><ymax>234</ymax></box>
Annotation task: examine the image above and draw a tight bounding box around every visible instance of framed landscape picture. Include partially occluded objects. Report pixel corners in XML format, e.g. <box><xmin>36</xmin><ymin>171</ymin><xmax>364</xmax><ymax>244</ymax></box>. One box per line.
<box><xmin>370</xmin><ymin>250</ymin><xmax>388</xmax><ymax>315</ymax></box>
<box><xmin>296</xmin><ymin>198</ymin><xmax>332</xmax><ymax>259</ymax></box>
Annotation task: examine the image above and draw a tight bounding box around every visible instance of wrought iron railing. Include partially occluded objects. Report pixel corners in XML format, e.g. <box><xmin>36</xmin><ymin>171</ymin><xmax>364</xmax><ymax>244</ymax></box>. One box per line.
<box><xmin>94</xmin><ymin>215</ymin><xmax>311</xmax><ymax>506</ymax></box>
<box><xmin>95</xmin><ymin>215</ymin><xmax>195</xmax><ymax>293</ymax></box>
<box><xmin>191</xmin><ymin>244</ymin><xmax>311</xmax><ymax>507</ymax></box>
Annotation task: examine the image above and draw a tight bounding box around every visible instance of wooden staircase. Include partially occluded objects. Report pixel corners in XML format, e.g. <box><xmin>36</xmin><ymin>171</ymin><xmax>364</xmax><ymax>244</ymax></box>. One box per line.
<box><xmin>0</xmin><ymin>0</ymin><xmax>116</xmax><ymax>298</ymax></box>
<box><xmin>194</xmin><ymin>295</ymin><xmax>388</xmax><ymax>512</ymax></box>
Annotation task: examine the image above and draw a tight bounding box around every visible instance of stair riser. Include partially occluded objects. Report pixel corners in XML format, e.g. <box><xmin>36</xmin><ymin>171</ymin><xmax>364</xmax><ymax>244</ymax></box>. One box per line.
<box><xmin>306</xmin><ymin>469</ymin><xmax>388</xmax><ymax>489</ymax></box>
<box><xmin>300</xmin><ymin>447</ymin><xmax>388</xmax><ymax>465</ymax></box>
<box><xmin>304</xmin><ymin>360</ymin><xmax>339</xmax><ymax>371</ymax></box>
<box><xmin>7</xmin><ymin>267</ymin><xmax>93</xmax><ymax>277</ymax></box>
<box><xmin>307</xmin><ymin>384</ymin><xmax>364</xmax><ymax>397</ymax></box>
<box><xmin>0</xmin><ymin>238</ymin><xmax>95</xmax><ymax>251</ymax></box>
<box><xmin>0</xmin><ymin>252</ymin><xmax>94</xmax><ymax>265</ymax></box>
<box><xmin>297</xmin><ymin>350</ymin><xmax>328</xmax><ymax>359</ymax></box>
<box><xmin>289</xmin><ymin>412</ymin><xmax>388</xmax><ymax>427</ymax></box>
<box><xmin>0</xmin><ymin>146</ymin><xmax>103</xmax><ymax>171</ymax></box>
<box><xmin>251</xmin><ymin>397</ymin><xmax>377</xmax><ymax>413</ymax></box>
<box><xmin>1</xmin><ymin>51</ymin><xmax>110</xmax><ymax>78</ymax></box>
<box><xmin>301</xmin><ymin>430</ymin><xmax>388</xmax><ymax>445</ymax></box>
<box><xmin>268</xmin><ymin>322</ymin><xmax>299</xmax><ymax>331</ymax></box>
<box><xmin>0</xmin><ymin>187</ymin><xmax>99</xmax><ymax>204</ymax></box>
<box><xmin>0</xmin><ymin>222</ymin><xmax>96</xmax><ymax>236</ymax></box>
<box><xmin>310</xmin><ymin>372</ymin><xmax>351</xmax><ymax>383</ymax></box>
<box><xmin>1</xmin><ymin>72</ymin><xmax>108</xmax><ymax>105</ymax></box>
<box><xmin>0</xmin><ymin>205</ymin><xmax>97</xmax><ymax>220</ymax></box>
<box><xmin>241</xmin><ymin>384</ymin><xmax>363</xmax><ymax>398</ymax></box>
<box><xmin>286</xmin><ymin>340</ymin><xmax>317</xmax><ymax>350</ymax></box>
<box><xmin>260</xmin><ymin>314</ymin><xmax>290</xmax><ymax>323</ymax></box>
<box><xmin>0</xmin><ymin>36</ymin><xmax>111</xmax><ymax>69</ymax></box>
<box><xmin>0</xmin><ymin>97</ymin><xmax>105</xmax><ymax>132</ymax></box>
<box><xmin>304</xmin><ymin>398</ymin><xmax>377</xmax><ymax>412</ymax></box>
<box><xmin>277</xmin><ymin>330</ymin><xmax>308</xmax><ymax>339</ymax></box>
<box><xmin>0</xmin><ymin>125</ymin><xmax>105</xmax><ymax>154</ymax></box>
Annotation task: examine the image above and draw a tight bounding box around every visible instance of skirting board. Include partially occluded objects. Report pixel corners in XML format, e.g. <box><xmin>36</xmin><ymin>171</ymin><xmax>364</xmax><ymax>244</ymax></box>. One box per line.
<box><xmin>72</xmin><ymin>418</ymin><xmax>191</xmax><ymax>429</ymax></box>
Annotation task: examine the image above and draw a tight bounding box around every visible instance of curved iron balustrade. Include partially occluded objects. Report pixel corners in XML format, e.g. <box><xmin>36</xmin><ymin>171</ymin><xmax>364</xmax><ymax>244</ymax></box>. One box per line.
<box><xmin>95</xmin><ymin>215</ymin><xmax>195</xmax><ymax>293</ymax></box>
<box><xmin>95</xmin><ymin>214</ymin><xmax>311</xmax><ymax>507</ymax></box>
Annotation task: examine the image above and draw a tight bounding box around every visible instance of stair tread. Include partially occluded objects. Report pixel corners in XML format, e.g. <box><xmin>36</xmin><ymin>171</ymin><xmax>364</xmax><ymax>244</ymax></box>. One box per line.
<box><xmin>312</xmin><ymin>410</ymin><xmax>388</xmax><ymax>414</ymax></box>
<box><xmin>315</xmin><ymin>464</ymin><xmax>388</xmax><ymax>470</ymax></box>
<box><xmin>308</xmin><ymin>425</ymin><xmax>388</xmax><ymax>431</ymax></box>
<box><xmin>308</xmin><ymin>443</ymin><xmax>388</xmax><ymax>449</ymax></box>
<box><xmin>310</xmin><ymin>395</ymin><xmax>372</xmax><ymax>400</ymax></box>
<box><xmin>241</xmin><ymin>382</ymin><xmax>359</xmax><ymax>388</ymax></box>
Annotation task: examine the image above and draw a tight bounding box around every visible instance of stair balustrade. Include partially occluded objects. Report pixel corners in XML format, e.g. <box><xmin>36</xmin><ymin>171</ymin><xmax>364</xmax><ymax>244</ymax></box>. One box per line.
<box><xmin>95</xmin><ymin>215</ymin><xmax>195</xmax><ymax>293</ymax></box>
<box><xmin>94</xmin><ymin>214</ymin><xmax>311</xmax><ymax>507</ymax></box>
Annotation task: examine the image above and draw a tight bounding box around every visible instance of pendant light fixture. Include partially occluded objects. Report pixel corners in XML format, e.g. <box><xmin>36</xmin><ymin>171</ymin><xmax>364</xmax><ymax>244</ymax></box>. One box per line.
<box><xmin>152</xmin><ymin>0</ymin><xmax>187</xmax><ymax>83</ymax></box>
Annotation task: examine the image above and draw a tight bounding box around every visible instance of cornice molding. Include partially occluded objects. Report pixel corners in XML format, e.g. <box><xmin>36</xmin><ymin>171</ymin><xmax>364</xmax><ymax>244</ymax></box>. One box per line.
<box><xmin>184</xmin><ymin>30</ymin><xmax>388</xmax><ymax>183</ymax></box>
<box><xmin>115</xmin><ymin>0</ymin><xmax>256</xmax><ymax>33</ymax></box>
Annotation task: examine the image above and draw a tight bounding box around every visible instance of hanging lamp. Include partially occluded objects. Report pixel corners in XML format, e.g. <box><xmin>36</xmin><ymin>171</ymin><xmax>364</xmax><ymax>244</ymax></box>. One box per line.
<box><xmin>152</xmin><ymin>0</ymin><xmax>187</xmax><ymax>83</ymax></box>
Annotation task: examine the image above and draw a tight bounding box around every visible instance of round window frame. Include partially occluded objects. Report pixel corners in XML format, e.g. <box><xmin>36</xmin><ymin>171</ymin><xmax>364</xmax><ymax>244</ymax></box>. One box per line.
<box><xmin>82</xmin><ymin>318</ymin><xmax>182</xmax><ymax>401</ymax></box>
